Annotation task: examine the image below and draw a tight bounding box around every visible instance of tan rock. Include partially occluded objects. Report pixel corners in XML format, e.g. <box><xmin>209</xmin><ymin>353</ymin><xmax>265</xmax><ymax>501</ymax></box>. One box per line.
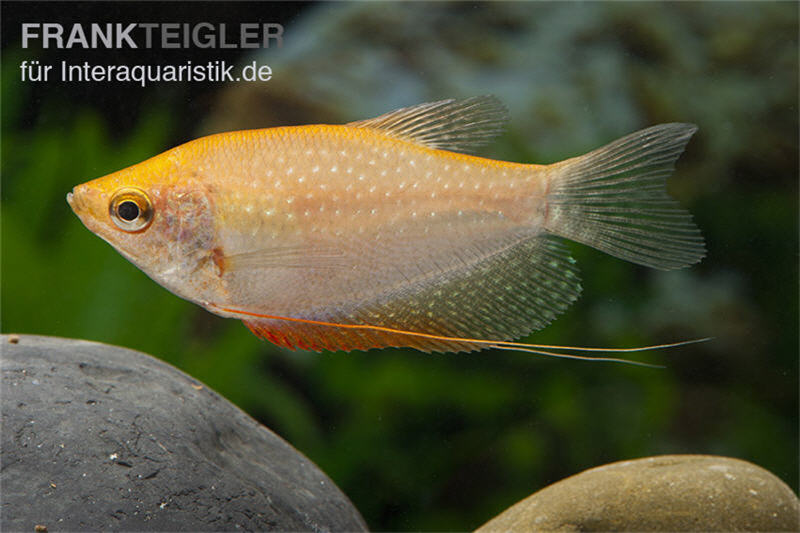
<box><xmin>477</xmin><ymin>455</ymin><xmax>799</xmax><ymax>532</ymax></box>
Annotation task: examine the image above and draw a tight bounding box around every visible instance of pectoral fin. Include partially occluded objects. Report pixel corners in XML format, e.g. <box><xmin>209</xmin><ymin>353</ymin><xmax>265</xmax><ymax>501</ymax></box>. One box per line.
<box><xmin>219</xmin><ymin>244</ymin><xmax>349</xmax><ymax>272</ymax></box>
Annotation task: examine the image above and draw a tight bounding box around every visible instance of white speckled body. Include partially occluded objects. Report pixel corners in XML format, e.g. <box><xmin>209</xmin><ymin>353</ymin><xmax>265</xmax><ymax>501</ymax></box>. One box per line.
<box><xmin>183</xmin><ymin>125</ymin><xmax>549</xmax><ymax>318</ymax></box>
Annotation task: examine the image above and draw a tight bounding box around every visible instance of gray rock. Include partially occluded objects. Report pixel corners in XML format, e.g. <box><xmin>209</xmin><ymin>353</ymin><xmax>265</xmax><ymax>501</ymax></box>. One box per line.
<box><xmin>477</xmin><ymin>455</ymin><xmax>799</xmax><ymax>532</ymax></box>
<box><xmin>1</xmin><ymin>335</ymin><xmax>367</xmax><ymax>532</ymax></box>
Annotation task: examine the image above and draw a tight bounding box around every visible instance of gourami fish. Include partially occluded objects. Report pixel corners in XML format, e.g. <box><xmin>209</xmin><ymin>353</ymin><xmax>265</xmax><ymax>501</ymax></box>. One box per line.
<box><xmin>67</xmin><ymin>96</ymin><xmax>705</xmax><ymax>360</ymax></box>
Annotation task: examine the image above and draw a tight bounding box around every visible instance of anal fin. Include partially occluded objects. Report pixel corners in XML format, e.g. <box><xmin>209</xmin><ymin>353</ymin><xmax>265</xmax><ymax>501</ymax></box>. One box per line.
<box><xmin>229</xmin><ymin>233</ymin><xmax>582</xmax><ymax>354</ymax></box>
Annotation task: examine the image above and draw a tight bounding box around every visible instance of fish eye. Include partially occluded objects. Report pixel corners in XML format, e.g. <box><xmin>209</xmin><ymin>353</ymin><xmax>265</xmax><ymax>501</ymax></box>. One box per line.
<box><xmin>109</xmin><ymin>188</ymin><xmax>153</xmax><ymax>232</ymax></box>
<box><xmin>117</xmin><ymin>201</ymin><xmax>139</xmax><ymax>221</ymax></box>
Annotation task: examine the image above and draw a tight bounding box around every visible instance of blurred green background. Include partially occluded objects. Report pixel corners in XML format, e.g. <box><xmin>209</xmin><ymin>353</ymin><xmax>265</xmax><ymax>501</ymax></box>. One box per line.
<box><xmin>2</xmin><ymin>2</ymin><xmax>797</xmax><ymax>530</ymax></box>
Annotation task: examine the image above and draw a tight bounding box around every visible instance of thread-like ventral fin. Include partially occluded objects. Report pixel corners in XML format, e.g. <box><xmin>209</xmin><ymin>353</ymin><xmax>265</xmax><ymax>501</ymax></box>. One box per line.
<box><xmin>347</xmin><ymin>95</ymin><xmax>509</xmax><ymax>154</ymax></box>
<box><xmin>545</xmin><ymin>123</ymin><xmax>706</xmax><ymax>270</ymax></box>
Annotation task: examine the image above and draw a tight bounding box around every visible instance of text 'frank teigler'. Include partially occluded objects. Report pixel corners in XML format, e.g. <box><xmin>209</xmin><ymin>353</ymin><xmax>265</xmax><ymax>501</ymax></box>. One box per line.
<box><xmin>21</xmin><ymin>23</ymin><xmax>284</xmax><ymax>49</ymax></box>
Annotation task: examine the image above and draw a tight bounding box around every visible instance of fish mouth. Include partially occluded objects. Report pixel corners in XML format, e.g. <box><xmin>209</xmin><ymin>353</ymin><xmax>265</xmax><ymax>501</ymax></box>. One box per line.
<box><xmin>66</xmin><ymin>187</ymin><xmax>84</xmax><ymax>213</ymax></box>
<box><xmin>66</xmin><ymin>184</ymin><xmax>98</xmax><ymax>215</ymax></box>
<box><xmin>66</xmin><ymin>184</ymin><xmax>103</xmax><ymax>230</ymax></box>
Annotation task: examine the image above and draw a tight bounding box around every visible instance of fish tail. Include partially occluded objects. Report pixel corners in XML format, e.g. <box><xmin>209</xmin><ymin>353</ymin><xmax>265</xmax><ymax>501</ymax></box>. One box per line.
<box><xmin>543</xmin><ymin>123</ymin><xmax>705</xmax><ymax>269</ymax></box>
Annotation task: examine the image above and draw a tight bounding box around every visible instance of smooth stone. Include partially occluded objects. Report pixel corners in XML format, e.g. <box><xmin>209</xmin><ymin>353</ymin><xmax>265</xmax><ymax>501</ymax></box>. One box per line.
<box><xmin>1</xmin><ymin>335</ymin><xmax>367</xmax><ymax>532</ymax></box>
<box><xmin>477</xmin><ymin>454</ymin><xmax>799</xmax><ymax>532</ymax></box>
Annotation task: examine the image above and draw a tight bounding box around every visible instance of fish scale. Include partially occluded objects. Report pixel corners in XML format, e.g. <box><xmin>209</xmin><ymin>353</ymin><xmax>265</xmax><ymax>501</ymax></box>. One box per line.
<box><xmin>68</xmin><ymin>96</ymin><xmax>704</xmax><ymax>354</ymax></box>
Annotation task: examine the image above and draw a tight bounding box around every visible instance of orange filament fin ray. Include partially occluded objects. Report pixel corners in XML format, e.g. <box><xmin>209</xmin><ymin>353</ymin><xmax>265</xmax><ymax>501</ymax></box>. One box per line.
<box><xmin>211</xmin><ymin>303</ymin><xmax>705</xmax><ymax>365</ymax></box>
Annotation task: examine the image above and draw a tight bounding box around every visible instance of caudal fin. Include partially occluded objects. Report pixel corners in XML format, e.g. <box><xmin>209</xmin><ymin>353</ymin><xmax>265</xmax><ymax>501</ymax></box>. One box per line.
<box><xmin>544</xmin><ymin>123</ymin><xmax>705</xmax><ymax>270</ymax></box>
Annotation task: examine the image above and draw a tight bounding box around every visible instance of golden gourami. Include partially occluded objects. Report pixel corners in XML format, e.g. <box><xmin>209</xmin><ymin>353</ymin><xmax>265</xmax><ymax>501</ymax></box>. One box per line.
<box><xmin>68</xmin><ymin>96</ymin><xmax>705</xmax><ymax>359</ymax></box>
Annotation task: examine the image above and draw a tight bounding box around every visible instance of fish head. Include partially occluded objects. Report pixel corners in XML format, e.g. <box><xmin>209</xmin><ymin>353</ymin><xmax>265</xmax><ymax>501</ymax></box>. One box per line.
<box><xmin>67</xmin><ymin>152</ymin><xmax>221</xmax><ymax>304</ymax></box>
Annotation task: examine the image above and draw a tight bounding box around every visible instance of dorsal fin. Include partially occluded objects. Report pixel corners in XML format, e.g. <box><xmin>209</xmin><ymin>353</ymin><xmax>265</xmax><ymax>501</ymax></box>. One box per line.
<box><xmin>347</xmin><ymin>96</ymin><xmax>509</xmax><ymax>154</ymax></box>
